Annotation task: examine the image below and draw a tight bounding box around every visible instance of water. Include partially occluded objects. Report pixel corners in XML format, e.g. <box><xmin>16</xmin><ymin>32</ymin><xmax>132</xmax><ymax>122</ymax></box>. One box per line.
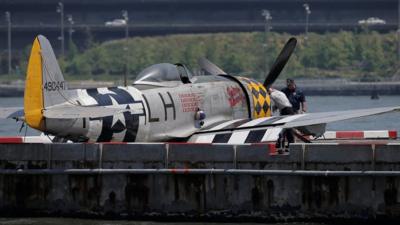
<box><xmin>0</xmin><ymin>96</ymin><xmax>399</xmax><ymax>136</ymax></box>
<box><xmin>307</xmin><ymin>96</ymin><xmax>400</xmax><ymax>133</ymax></box>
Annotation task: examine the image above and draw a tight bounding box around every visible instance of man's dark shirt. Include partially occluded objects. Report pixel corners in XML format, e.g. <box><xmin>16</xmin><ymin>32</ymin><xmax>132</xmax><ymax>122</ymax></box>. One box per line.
<box><xmin>281</xmin><ymin>87</ymin><xmax>306</xmax><ymax>112</ymax></box>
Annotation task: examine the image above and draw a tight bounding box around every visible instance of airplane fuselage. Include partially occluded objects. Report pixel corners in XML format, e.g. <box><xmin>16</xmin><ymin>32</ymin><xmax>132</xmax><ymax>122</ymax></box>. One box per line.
<box><xmin>44</xmin><ymin>75</ymin><xmax>270</xmax><ymax>142</ymax></box>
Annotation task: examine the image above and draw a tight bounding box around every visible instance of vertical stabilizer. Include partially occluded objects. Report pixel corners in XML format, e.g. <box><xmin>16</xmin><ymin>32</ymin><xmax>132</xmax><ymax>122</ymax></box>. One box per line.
<box><xmin>24</xmin><ymin>35</ymin><xmax>69</xmax><ymax>131</ymax></box>
<box><xmin>37</xmin><ymin>35</ymin><xmax>69</xmax><ymax>107</ymax></box>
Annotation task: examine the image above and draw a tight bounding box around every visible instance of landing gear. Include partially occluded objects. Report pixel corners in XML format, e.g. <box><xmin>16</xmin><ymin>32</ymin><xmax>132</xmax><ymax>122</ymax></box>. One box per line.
<box><xmin>275</xmin><ymin>128</ymin><xmax>312</xmax><ymax>154</ymax></box>
<box><xmin>275</xmin><ymin>128</ymin><xmax>293</xmax><ymax>154</ymax></box>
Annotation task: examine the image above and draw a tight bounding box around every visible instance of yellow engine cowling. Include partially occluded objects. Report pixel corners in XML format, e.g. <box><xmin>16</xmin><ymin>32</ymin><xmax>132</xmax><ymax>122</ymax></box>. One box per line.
<box><xmin>237</xmin><ymin>77</ymin><xmax>272</xmax><ymax>119</ymax></box>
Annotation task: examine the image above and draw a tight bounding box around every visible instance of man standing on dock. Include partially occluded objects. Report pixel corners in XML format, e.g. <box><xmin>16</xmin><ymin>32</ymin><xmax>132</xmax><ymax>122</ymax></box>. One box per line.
<box><xmin>282</xmin><ymin>79</ymin><xmax>307</xmax><ymax>114</ymax></box>
<box><xmin>268</xmin><ymin>88</ymin><xmax>295</xmax><ymax>149</ymax></box>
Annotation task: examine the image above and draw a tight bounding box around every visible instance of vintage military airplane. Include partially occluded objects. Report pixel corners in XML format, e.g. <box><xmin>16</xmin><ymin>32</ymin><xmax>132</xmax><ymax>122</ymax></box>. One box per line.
<box><xmin>0</xmin><ymin>35</ymin><xmax>399</xmax><ymax>144</ymax></box>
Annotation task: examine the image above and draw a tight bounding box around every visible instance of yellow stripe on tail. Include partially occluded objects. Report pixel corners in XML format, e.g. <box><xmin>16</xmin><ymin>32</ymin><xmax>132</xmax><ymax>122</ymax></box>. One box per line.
<box><xmin>24</xmin><ymin>37</ymin><xmax>45</xmax><ymax>131</ymax></box>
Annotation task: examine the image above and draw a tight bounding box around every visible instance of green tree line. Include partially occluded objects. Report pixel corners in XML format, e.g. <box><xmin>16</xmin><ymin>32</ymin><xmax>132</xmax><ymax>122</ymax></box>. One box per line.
<box><xmin>8</xmin><ymin>30</ymin><xmax>400</xmax><ymax>81</ymax></box>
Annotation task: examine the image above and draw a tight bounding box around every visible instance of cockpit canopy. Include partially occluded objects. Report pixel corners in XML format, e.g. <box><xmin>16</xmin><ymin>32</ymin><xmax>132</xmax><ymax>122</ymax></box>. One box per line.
<box><xmin>133</xmin><ymin>63</ymin><xmax>193</xmax><ymax>87</ymax></box>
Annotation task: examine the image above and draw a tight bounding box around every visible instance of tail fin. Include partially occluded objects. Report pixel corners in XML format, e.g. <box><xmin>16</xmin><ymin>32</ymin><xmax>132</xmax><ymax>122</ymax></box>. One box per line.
<box><xmin>24</xmin><ymin>35</ymin><xmax>69</xmax><ymax>130</ymax></box>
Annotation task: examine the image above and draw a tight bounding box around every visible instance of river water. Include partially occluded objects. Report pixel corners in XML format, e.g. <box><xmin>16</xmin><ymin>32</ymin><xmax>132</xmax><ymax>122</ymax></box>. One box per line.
<box><xmin>0</xmin><ymin>96</ymin><xmax>399</xmax><ymax>136</ymax></box>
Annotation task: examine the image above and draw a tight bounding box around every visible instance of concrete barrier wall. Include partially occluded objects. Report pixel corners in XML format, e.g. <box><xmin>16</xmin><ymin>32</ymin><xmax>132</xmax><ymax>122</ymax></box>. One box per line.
<box><xmin>0</xmin><ymin>142</ymin><xmax>399</xmax><ymax>221</ymax></box>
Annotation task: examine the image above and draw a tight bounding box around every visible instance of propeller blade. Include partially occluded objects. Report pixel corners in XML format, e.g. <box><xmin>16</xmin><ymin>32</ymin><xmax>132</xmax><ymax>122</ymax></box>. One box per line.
<box><xmin>263</xmin><ymin>37</ymin><xmax>297</xmax><ymax>88</ymax></box>
<box><xmin>198</xmin><ymin>57</ymin><xmax>226</xmax><ymax>75</ymax></box>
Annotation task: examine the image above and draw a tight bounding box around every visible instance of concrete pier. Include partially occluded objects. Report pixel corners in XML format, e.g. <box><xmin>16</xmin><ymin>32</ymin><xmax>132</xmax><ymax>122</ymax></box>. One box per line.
<box><xmin>0</xmin><ymin>142</ymin><xmax>399</xmax><ymax>221</ymax></box>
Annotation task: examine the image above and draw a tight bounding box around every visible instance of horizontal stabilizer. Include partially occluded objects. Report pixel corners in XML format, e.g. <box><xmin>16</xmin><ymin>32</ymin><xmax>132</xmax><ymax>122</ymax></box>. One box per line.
<box><xmin>0</xmin><ymin>107</ymin><xmax>24</xmax><ymax>119</ymax></box>
<box><xmin>43</xmin><ymin>104</ymin><xmax>129</xmax><ymax>119</ymax></box>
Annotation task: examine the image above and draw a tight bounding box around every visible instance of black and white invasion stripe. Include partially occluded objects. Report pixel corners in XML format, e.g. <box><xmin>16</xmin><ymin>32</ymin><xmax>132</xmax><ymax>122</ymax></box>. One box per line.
<box><xmin>189</xmin><ymin>114</ymin><xmax>305</xmax><ymax>144</ymax></box>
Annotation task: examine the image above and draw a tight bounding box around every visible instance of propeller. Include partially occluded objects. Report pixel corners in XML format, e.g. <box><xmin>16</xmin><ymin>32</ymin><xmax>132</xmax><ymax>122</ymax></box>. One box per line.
<box><xmin>198</xmin><ymin>37</ymin><xmax>297</xmax><ymax>88</ymax></box>
<box><xmin>198</xmin><ymin>57</ymin><xmax>226</xmax><ymax>75</ymax></box>
<box><xmin>263</xmin><ymin>37</ymin><xmax>297</xmax><ymax>88</ymax></box>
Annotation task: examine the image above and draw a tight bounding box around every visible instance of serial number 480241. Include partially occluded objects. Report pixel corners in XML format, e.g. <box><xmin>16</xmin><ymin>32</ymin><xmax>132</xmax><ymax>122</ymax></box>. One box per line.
<box><xmin>43</xmin><ymin>81</ymin><xmax>65</xmax><ymax>91</ymax></box>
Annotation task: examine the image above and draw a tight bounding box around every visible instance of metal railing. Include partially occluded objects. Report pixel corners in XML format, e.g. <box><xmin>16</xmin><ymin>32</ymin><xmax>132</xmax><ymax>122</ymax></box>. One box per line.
<box><xmin>2</xmin><ymin>168</ymin><xmax>400</xmax><ymax>176</ymax></box>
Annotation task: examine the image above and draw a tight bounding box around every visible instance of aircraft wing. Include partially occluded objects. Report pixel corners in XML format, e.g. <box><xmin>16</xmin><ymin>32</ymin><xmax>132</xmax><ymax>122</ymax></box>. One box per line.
<box><xmin>43</xmin><ymin>104</ymin><xmax>130</xmax><ymax>119</ymax></box>
<box><xmin>0</xmin><ymin>107</ymin><xmax>24</xmax><ymax>119</ymax></box>
<box><xmin>189</xmin><ymin>106</ymin><xmax>400</xmax><ymax>144</ymax></box>
<box><xmin>281</xmin><ymin>106</ymin><xmax>400</xmax><ymax>128</ymax></box>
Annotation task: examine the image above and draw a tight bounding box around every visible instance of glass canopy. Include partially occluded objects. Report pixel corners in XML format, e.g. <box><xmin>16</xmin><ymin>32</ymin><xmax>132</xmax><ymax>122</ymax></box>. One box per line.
<box><xmin>134</xmin><ymin>63</ymin><xmax>192</xmax><ymax>86</ymax></box>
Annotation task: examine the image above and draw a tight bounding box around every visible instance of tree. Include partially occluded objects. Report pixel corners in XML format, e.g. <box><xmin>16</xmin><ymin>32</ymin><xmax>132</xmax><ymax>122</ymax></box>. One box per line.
<box><xmin>40</xmin><ymin>31</ymin><xmax>397</xmax><ymax>82</ymax></box>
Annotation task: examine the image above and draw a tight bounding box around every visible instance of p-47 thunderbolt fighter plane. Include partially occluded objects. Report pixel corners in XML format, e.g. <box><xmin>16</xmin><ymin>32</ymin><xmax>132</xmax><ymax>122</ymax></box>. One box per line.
<box><xmin>0</xmin><ymin>35</ymin><xmax>399</xmax><ymax>144</ymax></box>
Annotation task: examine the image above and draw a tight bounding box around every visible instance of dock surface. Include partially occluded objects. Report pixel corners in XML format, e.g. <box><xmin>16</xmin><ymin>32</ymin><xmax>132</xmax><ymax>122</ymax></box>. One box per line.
<box><xmin>0</xmin><ymin>141</ymin><xmax>399</xmax><ymax>221</ymax></box>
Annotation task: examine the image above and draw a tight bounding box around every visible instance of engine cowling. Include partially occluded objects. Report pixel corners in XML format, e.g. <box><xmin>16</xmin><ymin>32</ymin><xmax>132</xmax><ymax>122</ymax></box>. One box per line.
<box><xmin>237</xmin><ymin>77</ymin><xmax>272</xmax><ymax>119</ymax></box>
